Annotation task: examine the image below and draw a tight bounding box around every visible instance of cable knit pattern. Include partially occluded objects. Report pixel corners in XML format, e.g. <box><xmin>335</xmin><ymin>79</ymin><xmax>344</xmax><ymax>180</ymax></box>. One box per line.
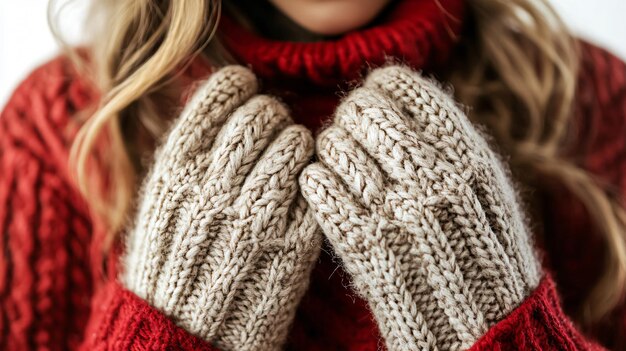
<box><xmin>2</xmin><ymin>17</ymin><xmax>626</xmax><ymax>350</ymax></box>
<box><xmin>122</xmin><ymin>66</ymin><xmax>322</xmax><ymax>350</ymax></box>
<box><xmin>300</xmin><ymin>66</ymin><xmax>541</xmax><ymax>350</ymax></box>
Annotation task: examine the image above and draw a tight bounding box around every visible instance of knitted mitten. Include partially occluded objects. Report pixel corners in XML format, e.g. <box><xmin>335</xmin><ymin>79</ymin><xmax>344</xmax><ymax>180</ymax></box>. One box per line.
<box><xmin>299</xmin><ymin>66</ymin><xmax>542</xmax><ymax>351</ymax></box>
<box><xmin>122</xmin><ymin>66</ymin><xmax>322</xmax><ymax>351</ymax></box>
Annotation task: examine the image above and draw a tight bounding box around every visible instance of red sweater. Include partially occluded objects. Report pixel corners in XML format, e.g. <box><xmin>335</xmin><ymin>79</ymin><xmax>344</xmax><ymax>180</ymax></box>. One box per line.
<box><xmin>1</xmin><ymin>0</ymin><xmax>625</xmax><ymax>350</ymax></box>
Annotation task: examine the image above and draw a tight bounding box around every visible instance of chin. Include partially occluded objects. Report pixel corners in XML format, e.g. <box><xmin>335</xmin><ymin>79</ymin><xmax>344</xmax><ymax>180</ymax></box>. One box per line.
<box><xmin>270</xmin><ymin>0</ymin><xmax>393</xmax><ymax>36</ymax></box>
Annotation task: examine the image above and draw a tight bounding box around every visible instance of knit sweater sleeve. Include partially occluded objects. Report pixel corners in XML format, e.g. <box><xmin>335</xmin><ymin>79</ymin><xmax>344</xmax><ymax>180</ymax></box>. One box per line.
<box><xmin>0</xmin><ymin>56</ymin><xmax>98</xmax><ymax>350</ymax></box>
<box><xmin>81</xmin><ymin>280</ymin><xmax>218</xmax><ymax>350</ymax></box>
<box><xmin>0</xmin><ymin>56</ymin><xmax>220</xmax><ymax>351</ymax></box>
<box><xmin>467</xmin><ymin>276</ymin><xmax>605</xmax><ymax>350</ymax></box>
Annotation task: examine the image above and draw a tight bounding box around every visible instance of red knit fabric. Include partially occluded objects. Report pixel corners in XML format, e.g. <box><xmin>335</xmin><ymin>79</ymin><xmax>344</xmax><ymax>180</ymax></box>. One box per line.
<box><xmin>81</xmin><ymin>281</ymin><xmax>217</xmax><ymax>351</ymax></box>
<box><xmin>1</xmin><ymin>0</ymin><xmax>626</xmax><ymax>350</ymax></box>
<box><xmin>220</xmin><ymin>0</ymin><xmax>464</xmax><ymax>87</ymax></box>
<box><xmin>0</xmin><ymin>56</ymin><xmax>97</xmax><ymax>350</ymax></box>
<box><xmin>468</xmin><ymin>277</ymin><xmax>603</xmax><ymax>351</ymax></box>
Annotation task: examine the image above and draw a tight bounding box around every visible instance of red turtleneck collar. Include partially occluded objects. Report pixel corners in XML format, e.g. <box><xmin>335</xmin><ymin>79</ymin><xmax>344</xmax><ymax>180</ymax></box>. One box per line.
<box><xmin>219</xmin><ymin>0</ymin><xmax>466</xmax><ymax>87</ymax></box>
<box><xmin>186</xmin><ymin>0</ymin><xmax>466</xmax><ymax>130</ymax></box>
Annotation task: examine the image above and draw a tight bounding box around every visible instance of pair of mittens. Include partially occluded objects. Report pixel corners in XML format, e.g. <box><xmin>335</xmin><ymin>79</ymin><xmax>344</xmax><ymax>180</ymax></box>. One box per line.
<box><xmin>299</xmin><ymin>66</ymin><xmax>542</xmax><ymax>351</ymax></box>
<box><xmin>123</xmin><ymin>66</ymin><xmax>322</xmax><ymax>351</ymax></box>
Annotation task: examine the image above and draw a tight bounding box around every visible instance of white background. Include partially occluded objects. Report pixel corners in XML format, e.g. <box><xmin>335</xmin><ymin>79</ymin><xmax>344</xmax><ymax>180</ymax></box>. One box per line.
<box><xmin>1</xmin><ymin>0</ymin><xmax>626</xmax><ymax>108</ymax></box>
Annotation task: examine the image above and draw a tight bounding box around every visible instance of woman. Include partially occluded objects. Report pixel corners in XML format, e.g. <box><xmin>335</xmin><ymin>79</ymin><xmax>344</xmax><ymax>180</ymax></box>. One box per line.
<box><xmin>1</xmin><ymin>0</ymin><xmax>625</xmax><ymax>349</ymax></box>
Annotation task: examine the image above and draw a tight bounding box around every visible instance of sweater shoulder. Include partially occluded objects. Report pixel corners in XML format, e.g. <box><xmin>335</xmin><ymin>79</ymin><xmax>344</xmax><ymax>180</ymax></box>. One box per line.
<box><xmin>572</xmin><ymin>41</ymin><xmax>626</xmax><ymax>183</ymax></box>
<box><xmin>576</xmin><ymin>41</ymin><xmax>626</xmax><ymax>119</ymax></box>
<box><xmin>0</xmin><ymin>53</ymin><xmax>97</xmax><ymax>174</ymax></box>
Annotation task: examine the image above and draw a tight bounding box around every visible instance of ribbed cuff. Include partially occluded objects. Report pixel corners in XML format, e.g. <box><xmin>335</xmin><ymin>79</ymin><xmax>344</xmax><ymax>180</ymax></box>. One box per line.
<box><xmin>81</xmin><ymin>280</ymin><xmax>218</xmax><ymax>351</ymax></box>
<box><xmin>469</xmin><ymin>276</ymin><xmax>604</xmax><ymax>351</ymax></box>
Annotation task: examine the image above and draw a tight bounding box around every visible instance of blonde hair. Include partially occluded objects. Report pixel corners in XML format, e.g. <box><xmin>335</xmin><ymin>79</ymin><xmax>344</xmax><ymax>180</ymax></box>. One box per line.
<box><xmin>50</xmin><ymin>0</ymin><xmax>626</xmax><ymax>327</ymax></box>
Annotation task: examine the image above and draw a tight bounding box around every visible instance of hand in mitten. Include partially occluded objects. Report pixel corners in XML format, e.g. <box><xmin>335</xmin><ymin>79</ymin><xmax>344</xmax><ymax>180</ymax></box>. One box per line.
<box><xmin>299</xmin><ymin>66</ymin><xmax>542</xmax><ymax>351</ymax></box>
<box><xmin>122</xmin><ymin>66</ymin><xmax>322</xmax><ymax>351</ymax></box>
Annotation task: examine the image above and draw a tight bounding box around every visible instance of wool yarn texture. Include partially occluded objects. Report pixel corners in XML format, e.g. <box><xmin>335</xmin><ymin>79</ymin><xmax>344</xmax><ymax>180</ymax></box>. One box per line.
<box><xmin>122</xmin><ymin>66</ymin><xmax>322</xmax><ymax>351</ymax></box>
<box><xmin>299</xmin><ymin>65</ymin><xmax>543</xmax><ymax>351</ymax></box>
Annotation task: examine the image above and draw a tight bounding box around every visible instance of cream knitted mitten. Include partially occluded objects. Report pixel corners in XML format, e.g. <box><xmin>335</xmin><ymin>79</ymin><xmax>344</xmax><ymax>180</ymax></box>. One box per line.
<box><xmin>123</xmin><ymin>66</ymin><xmax>322</xmax><ymax>351</ymax></box>
<box><xmin>299</xmin><ymin>66</ymin><xmax>542</xmax><ymax>351</ymax></box>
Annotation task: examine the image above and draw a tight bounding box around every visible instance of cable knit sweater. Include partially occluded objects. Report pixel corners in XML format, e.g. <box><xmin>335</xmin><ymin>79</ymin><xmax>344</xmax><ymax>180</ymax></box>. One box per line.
<box><xmin>1</xmin><ymin>0</ymin><xmax>626</xmax><ymax>350</ymax></box>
